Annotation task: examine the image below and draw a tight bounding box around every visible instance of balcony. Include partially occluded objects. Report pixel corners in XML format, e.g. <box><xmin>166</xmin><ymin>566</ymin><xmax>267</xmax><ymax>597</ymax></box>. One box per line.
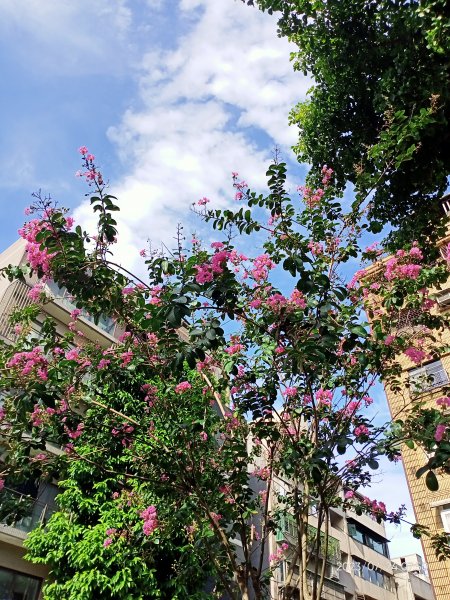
<box><xmin>46</xmin><ymin>280</ymin><xmax>118</xmax><ymax>338</ymax></box>
<box><xmin>276</xmin><ymin>515</ymin><xmax>341</xmax><ymax>566</ymax></box>
<box><xmin>0</xmin><ymin>487</ymin><xmax>56</xmax><ymax>543</ymax></box>
<box><xmin>0</xmin><ymin>278</ymin><xmax>119</xmax><ymax>343</ymax></box>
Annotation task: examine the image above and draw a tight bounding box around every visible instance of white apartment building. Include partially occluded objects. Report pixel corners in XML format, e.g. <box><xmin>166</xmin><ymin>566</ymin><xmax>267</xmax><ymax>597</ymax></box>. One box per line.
<box><xmin>391</xmin><ymin>554</ymin><xmax>434</xmax><ymax>600</ymax></box>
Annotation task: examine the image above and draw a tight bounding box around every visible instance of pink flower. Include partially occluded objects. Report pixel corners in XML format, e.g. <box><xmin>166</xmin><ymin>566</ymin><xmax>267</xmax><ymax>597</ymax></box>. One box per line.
<box><xmin>404</xmin><ymin>347</ymin><xmax>428</xmax><ymax>364</ymax></box>
<box><xmin>0</xmin><ymin>479</ymin><xmax>4</xmax><ymax>491</ymax></box>
<box><xmin>139</xmin><ymin>249</ymin><xmax>146</xmax><ymax>257</ymax></box>
<box><xmin>316</xmin><ymin>388</ymin><xmax>333</xmax><ymax>406</ymax></box>
<box><xmin>197</xmin><ymin>197</ymin><xmax>210</xmax><ymax>206</ymax></box>
<box><xmin>434</xmin><ymin>424</ymin><xmax>447</xmax><ymax>442</ymax></box>
<box><xmin>175</xmin><ymin>381</ymin><xmax>192</xmax><ymax>394</ymax></box>
<box><xmin>225</xmin><ymin>344</ymin><xmax>244</xmax><ymax>355</ymax></box>
<box><xmin>199</xmin><ymin>431</ymin><xmax>208</xmax><ymax>441</ymax></box>
<box><xmin>354</xmin><ymin>424</ymin><xmax>369</xmax><ymax>438</ymax></box>
<box><xmin>78</xmin><ymin>146</ymin><xmax>88</xmax><ymax>155</ymax></box>
<box><xmin>97</xmin><ymin>358</ymin><xmax>110</xmax><ymax>370</ymax></box>
<box><xmin>120</xmin><ymin>350</ymin><xmax>133</xmax><ymax>367</ymax></box>
<box><xmin>384</xmin><ymin>334</ymin><xmax>396</xmax><ymax>346</ymax></box>
<box><xmin>65</xmin><ymin>348</ymin><xmax>80</xmax><ymax>362</ymax></box>
<box><xmin>344</xmin><ymin>490</ymin><xmax>354</xmax><ymax>499</ymax></box>
<box><xmin>436</xmin><ymin>396</ymin><xmax>450</xmax><ymax>408</ymax></box>
<box><xmin>141</xmin><ymin>505</ymin><xmax>158</xmax><ymax>536</ymax></box>
<box><xmin>289</xmin><ymin>289</ymin><xmax>306</xmax><ymax>309</ymax></box>
<box><xmin>283</xmin><ymin>387</ymin><xmax>298</xmax><ymax>398</ymax></box>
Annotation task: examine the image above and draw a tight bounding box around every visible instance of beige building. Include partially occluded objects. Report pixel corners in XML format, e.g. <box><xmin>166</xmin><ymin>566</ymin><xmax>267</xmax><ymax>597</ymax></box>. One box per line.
<box><xmin>265</xmin><ymin>469</ymin><xmax>401</xmax><ymax>600</ymax></box>
<box><xmin>0</xmin><ymin>239</ymin><xmax>119</xmax><ymax>600</ymax></box>
<box><xmin>364</xmin><ymin>230</ymin><xmax>450</xmax><ymax>600</ymax></box>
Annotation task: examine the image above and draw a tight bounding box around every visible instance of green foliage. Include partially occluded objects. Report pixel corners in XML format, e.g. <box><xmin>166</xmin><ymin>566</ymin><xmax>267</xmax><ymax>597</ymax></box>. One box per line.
<box><xmin>248</xmin><ymin>0</ymin><xmax>450</xmax><ymax>247</ymax></box>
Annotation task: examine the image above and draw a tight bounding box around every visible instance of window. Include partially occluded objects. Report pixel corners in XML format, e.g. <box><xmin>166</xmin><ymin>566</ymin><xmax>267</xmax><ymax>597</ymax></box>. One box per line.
<box><xmin>347</xmin><ymin>520</ymin><xmax>389</xmax><ymax>557</ymax></box>
<box><xmin>441</xmin><ymin>507</ymin><xmax>450</xmax><ymax>533</ymax></box>
<box><xmin>0</xmin><ymin>567</ymin><xmax>41</xmax><ymax>600</ymax></box>
<box><xmin>352</xmin><ymin>558</ymin><xmax>393</xmax><ymax>591</ymax></box>
<box><xmin>409</xmin><ymin>360</ymin><xmax>449</xmax><ymax>394</ymax></box>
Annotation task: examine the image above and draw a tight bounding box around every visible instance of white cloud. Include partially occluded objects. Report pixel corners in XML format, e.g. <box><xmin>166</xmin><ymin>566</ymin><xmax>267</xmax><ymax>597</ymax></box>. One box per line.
<box><xmin>73</xmin><ymin>1</ymin><xmax>309</xmax><ymax>270</ymax></box>
<box><xmin>0</xmin><ymin>0</ymin><xmax>134</xmax><ymax>76</ymax></box>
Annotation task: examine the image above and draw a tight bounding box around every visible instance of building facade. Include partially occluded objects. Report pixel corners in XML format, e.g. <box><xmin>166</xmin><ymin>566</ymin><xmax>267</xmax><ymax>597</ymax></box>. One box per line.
<box><xmin>365</xmin><ymin>230</ymin><xmax>450</xmax><ymax>600</ymax></box>
<box><xmin>391</xmin><ymin>554</ymin><xmax>434</xmax><ymax>600</ymax></box>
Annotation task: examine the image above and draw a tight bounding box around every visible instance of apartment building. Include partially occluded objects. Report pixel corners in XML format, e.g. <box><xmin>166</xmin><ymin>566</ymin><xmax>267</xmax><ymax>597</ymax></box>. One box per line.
<box><xmin>362</xmin><ymin>220</ymin><xmax>450</xmax><ymax>600</ymax></box>
<box><xmin>268</xmin><ymin>475</ymin><xmax>400</xmax><ymax>600</ymax></box>
<box><xmin>391</xmin><ymin>554</ymin><xmax>434</xmax><ymax>600</ymax></box>
<box><xmin>0</xmin><ymin>239</ymin><xmax>120</xmax><ymax>600</ymax></box>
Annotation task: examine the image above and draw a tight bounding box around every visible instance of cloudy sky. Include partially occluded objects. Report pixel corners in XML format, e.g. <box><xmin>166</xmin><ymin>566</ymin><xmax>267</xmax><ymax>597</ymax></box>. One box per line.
<box><xmin>0</xmin><ymin>0</ymin><xmax>422</xmax><ymax>558</ymax></box>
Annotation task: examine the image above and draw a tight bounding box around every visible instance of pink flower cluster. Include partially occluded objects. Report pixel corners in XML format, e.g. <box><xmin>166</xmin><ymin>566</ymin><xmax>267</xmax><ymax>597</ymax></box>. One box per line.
<box><xmin>194</xmin><ymin>251</ymin><xmax>231</xmax><ymax>284</ymax></box>
<box><xmin>354</xmin><ymin>424</ymin><xmax>369</xmax><ymax>438</ymax></box>
<box><xmin>404</xmin><ymin>346</ymin><xmax>429</xmax><ymax>364</ymax></box>
<box><xmin>384</xmin><ymin>245</ymin><xmax>423</xmax><ymax>281</ymax></box>
<box><xmin>30</xmin><ymin>404</ymin><xmax>55</xmax><ymax>428</ymax></box>
<box><xmin>436</xmin><ymin>396</ymin><xmax>450</xmax><ymax>408</ymax></box>
<box><xmin>251</xmin><ymin>466</ymin><xmax>271</xmax><ymax>481</ymax></box>
<box><xmin>321</xmin><ymin>165</ymin><xmax>333</xmax><ymax>185</ymax></box>
<box><xmin>7</xmin><ymin>347</ymin><xmax>48</xmax><ymax>380</ymax></box>
<box><xmin>269</xmin><ymin>542</ymin><xmax>289</xmax><ymax>564</ymax></box>
<box><xmin>232</xmin><ymin>175</ymin><xmax>247</xmax><ymax>201</ymax></box>
<box><xmin>283</xmin><ymin>386</ymin><xmax>298</xmax><ymax>398</ymax></box>
<box><xmin>76</xmin><ymin>146</ymin><xmax>103</xmax><ymax>185</ymax></box>
<box><xmin>362</xmin><ymin>496</ymin><xmax>387</xmax><ymax>517</ymax></box>
<box><xmin>308</xmin><ymin>241</ymin><xmax>324</xmax><ymax>256</ymax></box>
<box><xmin>18</xmin><ymin>219</ymin><xmax>55</xmax><ymax>278</ymax></box>
<box><xmin>251</xmin><ymin>254</ymin><xmax>275</xmax><ymax>282</ymax></box>
<box><xmin>434</xmin><ymin>424</ymin><xmax>447</xmax><ymax>442</ymax></box>
<box><xmin>298</xmin><ymin>185</ymin><xmax>325</xmax><ymax>209</ymax></box>
<box><xmin>103</xmin><ymin>527</ymin><xmax>117</xmax><ymax>547</ymax></box>
<box><xmin>141</xmin><ymin>505</ymin><xmax>158</xmax><ymax>536</ymax></box>
<box><xmin>254</xmin><ymin>288</ymin><xmax>306</xmax><ymax>314</ymax></box>
<box><xmin>65</xmin><ymin>423</ymin><xmax>84</xmax><ymax>440</ymax></box>
<box><xmin>175</xmin><ymin>381</ymin><xmax>192</xmax><ymax>394</ymax></box>
<box><xmin>315</xmin><ymin>388</ymin><xmax>333</xmax><ymax>407</ymax></box>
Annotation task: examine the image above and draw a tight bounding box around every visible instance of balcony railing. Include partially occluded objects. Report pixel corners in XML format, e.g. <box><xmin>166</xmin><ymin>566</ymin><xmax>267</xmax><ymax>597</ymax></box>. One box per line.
<box><xmin>1</xmin><ymin>490</ymin><xmax>56</xmax><ymax>535</ymax></box>
<box><xmin>46</xmin><ymin>280</ymin><xmax>117</xmax><ymax>337</ymax></box>
<box><xmin>276</xmin><ymin>515</ymin><xmax>341</xmax><ymax>565</ymax></box>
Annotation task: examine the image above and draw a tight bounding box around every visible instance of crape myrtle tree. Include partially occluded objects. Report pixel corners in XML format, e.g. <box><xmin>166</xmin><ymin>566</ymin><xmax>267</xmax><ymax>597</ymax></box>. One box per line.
<box><xmin>0</xmin><ymin>148</ymin><xmax>450</xmax><ymax>599</ymax></box>
<box><xmin>243</xmin><ymin>0</ymin><xmax>450</xmax><ymax>248</ymax></box>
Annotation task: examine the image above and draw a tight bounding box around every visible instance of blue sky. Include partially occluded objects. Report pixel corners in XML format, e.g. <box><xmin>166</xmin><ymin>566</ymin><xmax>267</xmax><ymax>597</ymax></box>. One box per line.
<box><xmin>0</xmin><ymin>0</ymin><xmax>423</xmax><ymax>559</ymax></box>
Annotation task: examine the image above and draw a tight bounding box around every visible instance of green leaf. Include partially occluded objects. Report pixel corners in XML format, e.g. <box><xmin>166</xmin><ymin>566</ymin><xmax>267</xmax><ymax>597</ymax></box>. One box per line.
<box><xmin>425</xmin><ymin>470</ymin><xmax>439</xmax><ymax>492</ymax></box>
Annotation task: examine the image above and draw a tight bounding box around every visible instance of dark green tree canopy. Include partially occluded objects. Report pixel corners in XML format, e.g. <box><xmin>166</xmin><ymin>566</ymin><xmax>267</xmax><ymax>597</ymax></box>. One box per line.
<box><xmin>245</xmin><ymin>0</ymin><xmax>450</xmax><ymax>245</ymax></box>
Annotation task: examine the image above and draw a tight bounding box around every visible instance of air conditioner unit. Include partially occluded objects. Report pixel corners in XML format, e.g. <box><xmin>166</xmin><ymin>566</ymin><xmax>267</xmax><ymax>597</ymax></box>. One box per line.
<box><xmin>329</xmin><ymin>566</ymin><xmax>340</xmax><ymax>581</ymax></box>
<box><xmin>436</xmin><ymin>290</ymin><xmax>450</xmax><ymax>307</ymax></box>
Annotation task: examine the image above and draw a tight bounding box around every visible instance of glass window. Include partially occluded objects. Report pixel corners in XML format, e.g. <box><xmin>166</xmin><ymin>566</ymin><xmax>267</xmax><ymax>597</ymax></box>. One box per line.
<box><xmin>409</xmin><ymin>360</ymin><xmax>449</xmax><ymax>394</ymax></box>
<box><xmin>0</xmin><ymin>568</ymin><xmax>41</xmax><ymax>600</ymax></box>
<box><xmin>348</xmin><ymin>521</ymin><xmax>389</xmax><ymax>557</ymax></box>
